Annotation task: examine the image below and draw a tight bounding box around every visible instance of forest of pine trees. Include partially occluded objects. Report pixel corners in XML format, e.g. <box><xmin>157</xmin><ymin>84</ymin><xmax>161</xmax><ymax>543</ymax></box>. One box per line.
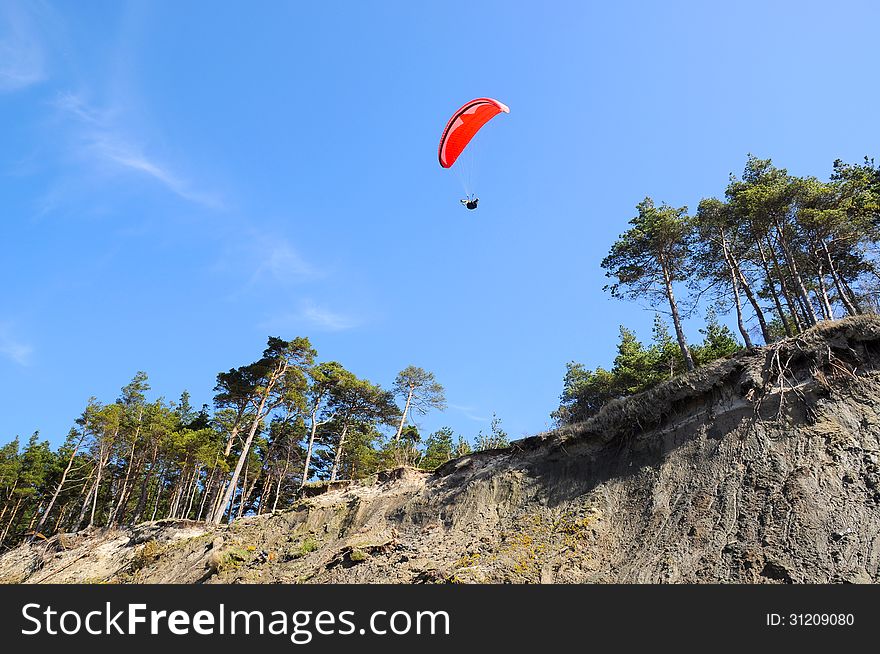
<box><xmin>0</xmin><ymin>339</ymin><xmax>480</xmax><ymax>547</ymax></box>
<box><xmin>3</xmin><ymin>154</ymin><xmax>878</xmax><ymax>549</ymax></box>
<box><xmin>555</xmin><ymin>155</ymin><xmax>880</xmax><ymax>425</ymax></box>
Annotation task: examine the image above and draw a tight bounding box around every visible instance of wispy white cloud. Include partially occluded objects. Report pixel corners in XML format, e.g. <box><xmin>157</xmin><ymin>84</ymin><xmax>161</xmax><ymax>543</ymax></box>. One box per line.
<box><xmin>260</xmin><ymin>300</ymin><xmax>359</xmax><ymax>333</ymax></box>
<box><xmin>53</xmin><ymin>92</ymin><xmax>100</xmax><ymax>123</ymax></box>
<box><xmin>448</xmin><ymin>403</ymin><xmax>490</xmax><ymax>422</ymax></box>
<box><xmin>213</xmin><ymin>233</ymin><xmax>324</xmax><ymax>305</ymax></box>
<box><xmin>0</xmin><ymin>323</ymin><xmax>33</xmax><ymax>366</ymax></box>
<box><xmin>300</xmin><ymin>302</ymin><xmax>358</xmax><ymax>331</ymax></box>
<box><xmin>93</xmin><ymin>137</ymin><xmax>222</xmax><ymax>208</ymax></box>
<box><xmin>251</xmin><ymin>239</ymin><xmax>320</xmax><ymax>284</ymax></box>
<box><xmin>0</xmin><ymin>2</ymin><xmax>47</xmax><ymax>93</ymax></box>
<box><xmin>53</xmin><ymin>92</ymin><xmax>222</xmax><ymax>208</ymax></box>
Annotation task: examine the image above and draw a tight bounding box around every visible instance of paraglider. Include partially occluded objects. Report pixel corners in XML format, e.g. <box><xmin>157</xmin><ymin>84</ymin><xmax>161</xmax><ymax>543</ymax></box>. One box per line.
<box><xmin>438</xmin><ymin>97</ymin><xmax>509</xmax><ymax>209</ymax></box>
<box><xmin>461</xmin><ymin>196</ymin><xmax>479</xmax><ymax>210</ymax></box>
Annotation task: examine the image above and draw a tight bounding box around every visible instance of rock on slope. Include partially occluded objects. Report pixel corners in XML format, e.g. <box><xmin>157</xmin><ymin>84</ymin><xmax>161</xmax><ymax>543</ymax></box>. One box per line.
<box><xmin>2</xmin><ymin>317</ymin><xmax>880</xmax><ymax>584</ymax></box>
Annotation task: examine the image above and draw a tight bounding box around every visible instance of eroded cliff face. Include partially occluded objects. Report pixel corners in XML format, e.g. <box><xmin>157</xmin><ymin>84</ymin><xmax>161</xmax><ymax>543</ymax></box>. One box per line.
<box><xmin>3</xmin><ymin>317</ymin><xmax>880</xmax><ymax>584</ymax></box>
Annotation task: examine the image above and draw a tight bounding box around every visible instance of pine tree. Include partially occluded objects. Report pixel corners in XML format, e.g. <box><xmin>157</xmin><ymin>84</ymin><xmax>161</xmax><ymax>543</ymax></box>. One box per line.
<box><xmin>602</xmin><ymin>198</ymin><xmax>696</xmax><ymax>370</ymax></box>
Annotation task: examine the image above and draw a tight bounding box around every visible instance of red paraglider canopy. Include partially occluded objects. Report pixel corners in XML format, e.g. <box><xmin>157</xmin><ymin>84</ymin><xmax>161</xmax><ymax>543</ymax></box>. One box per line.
<box><xmin>438</xmin><ymin>97</ymin><xmax>509</xmax><ymax>168</ymax></box>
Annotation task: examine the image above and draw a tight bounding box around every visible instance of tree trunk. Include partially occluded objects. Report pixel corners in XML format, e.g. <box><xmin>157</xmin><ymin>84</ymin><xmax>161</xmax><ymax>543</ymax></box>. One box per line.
<box><xmin>53</xmin><ymin>503</ymin><xmax>70</xmax><ymax>533</ymax></box>
<box><xmin>88</xmin><ymin>443</ymin><xmax>106</xmax><ymax>528</ymax></box>
<box><xmin>115</xmin><ymin>453</ymin><xmax>146</xmax><ymax>525</ymax></box>
<box><xmin>197</xmin><ymin>464</ymin><xmax>218</xmax><ymax>521</ymax></box>
<box><xmin>231</xmin><ymin>464</ymin><xmax>248</xmax><ymax>522</ymax></box>
<box><xmin>300</xmin><ymin>397</ymin><xmax>325</xmax><ymax>487</ymax></box>
<box><xmin>223</xmin><ymin>423</ymin><xmax>242</xmax><ymax>457</ymax></box>
<box><xmin>236</xmin><ymin>469</ymin><xmax>260</xmax><ymax>522</ymax></box>
<box><xmin>209</xmin><ymin>473</ymin><xmax>229</xmax><ymax>521</ymax></box>
<box><xmin>822</xmin><ymin>241</ymin><xmax>859</xmax><ymax>316</ymax></box>
<box><xmin>736</xmin><ymin>267</ymin><xmax>771</xmax><ymax>344</ymax></box>
<box><xmin>173</xmin><ymin>466</ymin><xmax>194</xmax><ymax>519</ymax></box>
<box><xmin>731</xmin><ymin>280</ymin><xmax>753</xmax><ymax>348</ymax></box>
<box><xmin>393</xmin><ymin>389</ymin><xmax>414</xmax><ymax>441</ymax></box>
<box><xmin>209</xmin><ymin>475</ymin><xmax>229</xmax><ymax>526</ymax></box>
<box><xmin>0</xmin><ymin>497</ymin><xmax>23</xmax><ymax>545</ymax></box>
<box><xmin>183</xmin><ymin>464</ymin><xmax>202</xmax><ymax>519</ymax></box>
<box><xmin>771</xmin><ymin>245</ymin><xmax>804</xmax><ymax>329</ymax></box>
<box><xmin>717</xmin><ymin>229</ymin><xmax>754</xmax><ymax>348</ymax></box>
<box><xmin>841</xmin><ymin>277</ymin><xmax>862</xmax><ymax>314</ymax></box>
<box><xmin>330</xmin><ymin>424</ymin><xmax>349</xmax><ymax>482</ymax></box>
<box><xmin>27</xmin><ymin>501</ymin><xmax>44</xmax><ymax>531</ymax></box>
<box><xmin>211</xmin><ymin>364</ymin><xmax>283</xmax><ymax>526</ymax></box>
<box><xmin>256</xmin><ymin>473</ymin><xmax>272</xmax><ymax>516</ymax></box>
<box><xmin>272</xmin><ymin>475</ymin><xmax>283</xmax><ymax>513</ymax></box>
<box><xmin>150</xmin><ymin>469</ymin><xmax>166</xmax><ymax>522</ymax></box>
<box><xmin>755</xmin><ymin>239</ymin><xmax>792</xmax><ymax>336</ymax></box>
<box><xmin>661</xmin><ymin>258</ymin><xmax>694</xmax><ymax>371</ymax></box>
<box><xmin>816</xmin><ymin>266</ymin><xmax>833</xmax><ymax>320</ymax></box>
<box><xmin>131</xmin><ymin>442</ymin><xmax>159</xmax><ymax>524</ymax></box>
<box><xmin>109</xmin><ymin>440</ymin><xmax>138</xmax><ymax>525</ymax></box>
<box><xmin>167</xmin><ymin>475</ymin><xmax>184</xmax><ymax>520</ymax></box>
<box><xmin>272</xmin><ymin>444</ymin><xmax>295</xmax><ymax>513</ymax></box>
<box><xmin>33</xmin><ymin>436</ymin><xmax>83</xmax><ymax>538</ymax></box>
<box><xmin>773</xmin><ymin>224</ymin><xmax>817</xmax><ymax>326</ymax></box>
<box><xmin>169</xmin><ymin>461</ymin><xmax>195</xmax><ymax>519</ymax></box>
<box><xmin>112</xmin><ymin>407</ymin><xmax>144</xmax><ymax>523</ymax></box>
<box><xmin>0</xmin><ymin>481</ymin><xmax>18</xmax><ymax>527</ymax></box>
<box><xmin>792</xmin><ymin>290</ymin><xmax>813</xmax><ymax>329</ymax></box>
<box><xmin>74</xmin><ymin>465</ymin><xmax>98</xmax><ymax>531</ymax></box>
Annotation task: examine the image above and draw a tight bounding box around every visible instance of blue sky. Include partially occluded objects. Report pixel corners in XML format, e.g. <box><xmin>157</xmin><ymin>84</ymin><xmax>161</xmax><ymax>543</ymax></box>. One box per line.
<box><xmin>2</xmin><ymin>0</ymin><xmax>878</xmax><ymax>446</ymax></box>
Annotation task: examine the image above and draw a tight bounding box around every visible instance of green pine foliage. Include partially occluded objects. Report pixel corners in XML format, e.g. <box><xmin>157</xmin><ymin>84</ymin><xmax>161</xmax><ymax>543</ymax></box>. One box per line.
<box><xmin>421</xmin><ymin>427</ymin><xmax>456</xmax><ymax>470</ymax></box>
<box><xmin>553</xmin><ymin>312</ymin><xmax>743</xmax><ymax>426</ymax></box>
<box><xmin>691</xmin><ymin>309</ymin><xmax>743</xmax><ymax>366</ymax></box>
<box><xmin>474</xmin><ymin>415</ymin><xmax>509</xmax><ymax>451</ymax></box>
<box><xmin>0</xmin><ymin>351</ymin><xmax>470</xmax><ymax>545</ymax></box>
<box><xmin>3</xmin><ymin>155</ymin><xmax>878</xmax><ymax>545</ymax></box>
<box><xmin>558</xmin><ymin>153</ymin><xmax>880</xmax><ymax>426</ymax></box>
